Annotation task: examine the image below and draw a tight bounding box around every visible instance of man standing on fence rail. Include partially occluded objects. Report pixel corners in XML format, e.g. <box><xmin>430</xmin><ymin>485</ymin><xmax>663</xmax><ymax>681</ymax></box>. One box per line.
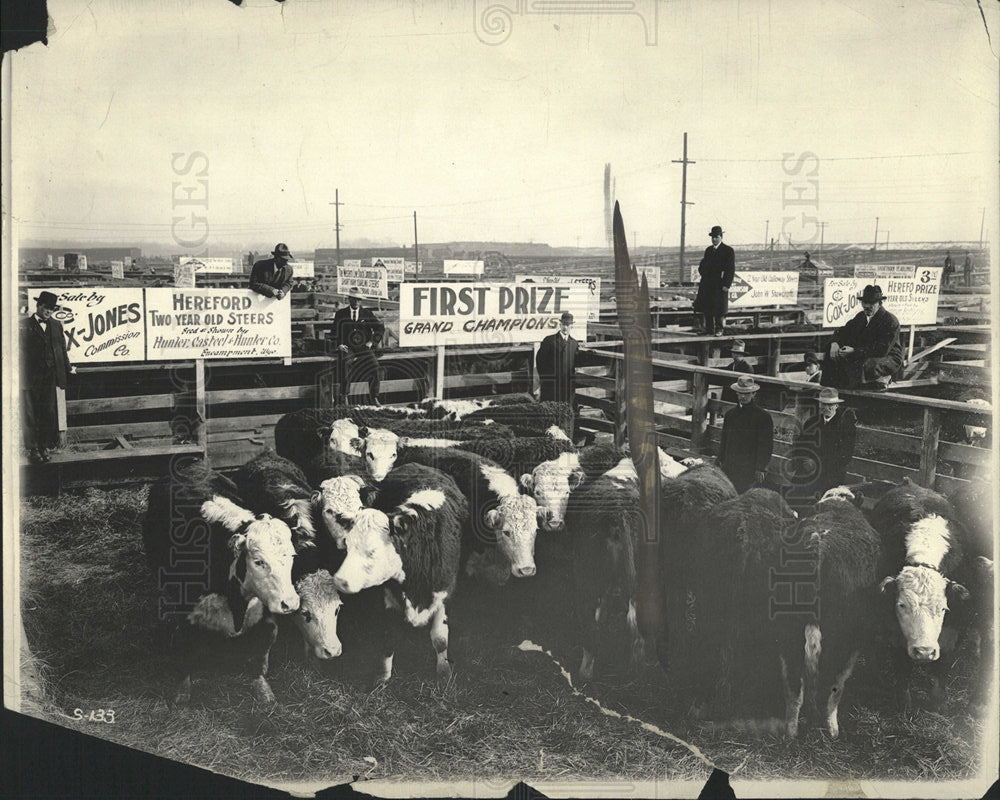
<box><xmin>693</xmin><ymin>224</ymin><xmax>735</xmax><ymax>336</ymax></box>
<box><xmin>20</xmin><ymin>291</ymin><xmax>75</xmax><ymax>463</ymax></box>
<box><xmin>536</xmin><ymin>310</ymin><xmax>579</xmax><ymax>406</ymax></box>
<box><xmin>822</xmin><ymin>284</ymin><xmax>903</xmax><ymax>392</ymax></box>
<box><xmin>716</xmin><ymin>374</ymin><xmax>773</xmax><ymax>493</ymax></box>
<box><xmin>249</xmin><ymin>242</ymin><xmax>294</xmax><ymax>299</ymax></box>
<box><xmin>334</xmin><ymin>287</ymin><xmax>384</xmax><ymax>405</ymax></box>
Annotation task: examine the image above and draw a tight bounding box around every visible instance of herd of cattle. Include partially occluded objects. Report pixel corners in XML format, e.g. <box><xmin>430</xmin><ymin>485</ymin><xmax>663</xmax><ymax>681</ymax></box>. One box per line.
<box><xmin>142</xmin><ymin>395</ymin><xmax>995</xmax><ymax>739</ymax></box>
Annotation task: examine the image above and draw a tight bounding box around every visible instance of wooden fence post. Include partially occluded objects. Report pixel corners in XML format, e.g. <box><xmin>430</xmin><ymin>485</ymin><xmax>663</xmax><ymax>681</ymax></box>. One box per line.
<box><xmin>918</xmin><ymin>407</ymin><xmax>941</xmax><ymax>489</ymax></box>
<box><xmin>768</xmin><ymin>337</ymin><xmax>782</xmax><ymax>378</ymax></box>
<box><xmin>195</xmin><ymin>359</ymin><xmax>208</xmax><ymax>461</ymax></box>
<box><xmin>531</xmin><ymin>341</ymin><xmax>540</xmax><ymax>399</ymax></box>
<box><xmin>690</xmin><ymin>371</ymin><xmax>709</xmax><ymax>453</ymax></box>
<box><xmin>432</xmin><ymin>345</ymin><xmax>446</xmax><ymax>401</ymax></box>
<box><xmin>613</xmin><ymin>356</ymin><xmax>627</xmax><ymax>449</ymax></box>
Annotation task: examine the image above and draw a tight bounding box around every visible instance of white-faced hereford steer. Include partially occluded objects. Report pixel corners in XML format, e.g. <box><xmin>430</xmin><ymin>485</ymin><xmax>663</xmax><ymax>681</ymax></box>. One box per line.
<box><xmin>332</xmin><ymin>462</ymin><xmax>468</xmax><ymax>683</ymax></box>
<box><xmin>142</xmin><ymin>464</ymin><xmax>300</xmax><ymax>705</ymax></box>
<box><xmin>397</xmin><ymin>446</ymin><xmax>539</xmax><ymax>582</ymax></box>
<box><xmin>870</xmin><ymin>479</ymin><xmax>971</xmax><ymax>708</ymax></box>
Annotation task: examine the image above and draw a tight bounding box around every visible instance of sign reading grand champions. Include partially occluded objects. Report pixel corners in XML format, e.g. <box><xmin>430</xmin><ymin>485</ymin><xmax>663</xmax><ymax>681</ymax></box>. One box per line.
<box><xmin>398</xmin><ymin>282</ymin><xmax>590</xmax><ymax>347</ymax></box>
<box><xmin>145</xmin><ymin>289</ymin><xmax>291</xmax><ymax>359</ymax></box>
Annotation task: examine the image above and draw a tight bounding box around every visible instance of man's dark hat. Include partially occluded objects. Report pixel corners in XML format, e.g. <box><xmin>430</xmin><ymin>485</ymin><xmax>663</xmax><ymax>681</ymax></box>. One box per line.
<box><xmin>858</xmin><ymin>284</ymin><xmax>885</xmax><ymax>303</ymax></box>
<box><xmin>709</xmin><ymin>225</ymin><xmax>724</xmax><ymax>237</ymax></box>
<box><xmin>35</xmin><ymin>291</ymin><xmax>61</xmax><ymax>310</ymax></box>
<box><xmin>560</xmin><ymin>311</ymin><xmax>575</xmax><ymax>324</ymax></box>
<box><xmin>272</xmin><ymin>243</ymin><xmax>294</xmax><ymax>260</ymax></box>
<box><xmin>804</xmin><ymin>351</ymin><xmax>821</xmax><ymax>366</ymax></box>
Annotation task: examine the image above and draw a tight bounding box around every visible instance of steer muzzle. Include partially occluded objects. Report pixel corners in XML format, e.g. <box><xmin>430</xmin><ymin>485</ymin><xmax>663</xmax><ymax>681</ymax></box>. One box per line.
<box><xmin>908</xmin><ymin>644</ymin><xmax>939</xmax><ymax>662</ymax></box>
<box><xmin>511</xmin><ymin>563</ymin><xmax>537</xmax><ymax>579</ymax></box>
<box><xmin>274</xmin><ymin>592</ymin><xmax>300</xmax><ymax>614</ymax></box>
<box><xmin>315</xmin><ymin>642</ymin><xmax>342</xmax><ymax>660</ymax></box>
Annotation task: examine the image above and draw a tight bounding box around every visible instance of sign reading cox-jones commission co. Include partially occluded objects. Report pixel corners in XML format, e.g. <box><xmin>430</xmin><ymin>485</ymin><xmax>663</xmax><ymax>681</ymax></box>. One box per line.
<box><xmin>48</xmin><ymin>288</ymin><xmax>147</xmax><ymax>364</ymax></box>
<box><xmin>144</xmin><ymin>288</ymin><xmax>291</xmax><ymax>360</ymax></box>
<box><xmin>398</xmin><ymin>282</ymin><xmax>590</xmax><ymax>347</ymax></box>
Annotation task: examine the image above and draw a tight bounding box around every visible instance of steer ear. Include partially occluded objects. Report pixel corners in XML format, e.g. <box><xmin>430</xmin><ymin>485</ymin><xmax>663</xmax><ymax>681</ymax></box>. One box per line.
<box><xmin>879</xmin><ymin>575</ymin><xmax>896</xmax><ymax>595</ymax></box>
<box><xmin>360</xmin><ymin>485</ymin><xmax>379</xmax><ymax>507</ymax></box>
<box><xmin>227</xmin><ymin>534</ymin><xmax>250</xmax><ymax>632</ymax></box>
<box><xmin>484</xmin><ymin>509</ymin><xmax>501</xmax><ymax>530</ymax></box>
<box><xmin>851</xmin><ymin>489</ymin><xmax>865</xmax><ymax>508</ymax></box>
<box><xmin>349</xmin><ymin>436</ymin><xmax>365</xmax><ymax>452</ymax></box>
<box><xmin>311</xmin><ymin>490</ymin><xmax>322</xmax><ymax>505</ymax></box>
<box><xmin>519</xmin><ymin>473</ymin><xmax>534</xmax><ymax>492</ymax></box>
<box><xmin>201</xmin><ymin>496</ymin><xmax>254</xmax><ymax>533</ymax></box>
<box><xmin>398</xmin><ymin>436</ymin><xmax>411</xmax><ymax>448</ymax></box>
<box><xmin>569</xmin><ymin>467</ymin><xmax>586</xmax><ymax>490</ymax></box>
<box><xmin>948</xmin><ymin>581</ymin><xmax>970</xmax><ymax>601</ymax></box>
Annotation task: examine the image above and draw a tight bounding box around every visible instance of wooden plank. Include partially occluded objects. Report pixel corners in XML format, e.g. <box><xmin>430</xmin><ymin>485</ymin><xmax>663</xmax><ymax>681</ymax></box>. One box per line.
<box><xmin>442</xmin><ymin>372</ymin><xmax>520</xmax><ymax>390</ymax></box>
<box><xmin>849</xmin><ymin>456</ymin><xmax>919</xmax><ymax>483</ymax></box>
<box><xmin>919</xmin><ymin>408</ymin><xmax>942</xmax><ymax>489</ymax></box>
<box><xmin>113</xmin><ymin>434</ymin><xmax>134</xmax><ymax>449</ymax></box>
<box><xmin>206</xmin><ymin>385</ymin><xmax>317</xmax><ymax>404</ymax></box>
<box><xmin>67</xmin><ymin>420</ymin><xmax>174</xmax><ymax>442</ymax></box>
<box><xmin>935</xmin><ymin>473</ymin><xmax>972</xmax><ymax>496</ymax></box>
<box><xmin>706</xmin><ymin>399</ymin><xmax>802</xmax><ymax>430</ymax></box>
<box><xmin>934</xmin><ymin>364</ymin><xmax>989</xmax><ymax>387</ymax></box>
<box><xmin>690</xmin><ymin>372</ymin><xmax>709</xmax><ymax>453</ymax></box>
<box><xmin>49</xmin><ymin>443</ymin><xmax>204</xmax><ymax>463</ymax></box>
<box><xmin>614</xmin><ymin>358</ymin><xmax>627</xmax><ymax>449</ymax></box>
<box><xmin>652</xmin><ymin>388</ymin><xmax>694</xmax><ymax>409</ymax></box>
<box><xmin>195</xmin><ymin>360</ymin><xmax>207</xmax><ymax>456</ymax></box>
<box><xmin>66</xmin><ymin>393</ymin><xmax>176</xmax><ymax>415</ymax></box>
<box><xmin>886</xmin><ymin>378</ymin><xmax>939</xmax><ymax>390</ymax></box>
<box><xmin>768</xmin><ymin>338</ymin><xmax>782</xmax><ymax>378</ymax></box>
<box><xmin>938</xmin><ymin>440</ymin><xmax>992</xmax><ymax>468</ymax></box>
<box><xmin>856</xmin><ymin>426</ymin><xmax>920</xmax><ymax>455</ymax></box>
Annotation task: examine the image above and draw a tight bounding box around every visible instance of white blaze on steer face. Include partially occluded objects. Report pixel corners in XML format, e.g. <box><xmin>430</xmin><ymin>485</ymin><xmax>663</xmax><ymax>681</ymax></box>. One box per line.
<box><xmin>362</xmin><ymin>429</ymin><xmax>400</xmax><ymax>482</ymax></box>
<box><xmin>333</xmin><ymin>508</ymin><xmax>405</xmax><ymax>594</ymax></box>
<box><xmin>317</xmin><ymin>474</ymin><xmax>367</xmax><ymax>548</ymax></box>
<box><xmin>545</xmin><ymin>424</ymin><xmax>573</xmax><ymax>442</ymax></box>
<box><xmin>201</xmin><ymin>496</ymin><xmax>300</xmax><ymax>614</ymax></box>
<box><xmin>605</xmin><ymin>456</ymin><xmax>638</xmax><ymax>484</ymax></box>
<box><xmin>657</xmin><ymin>448</ymin><xmax>688</xmax><ymax>480</ymax></box>
<box><xmin>481</xmin><ymin>463</ymin><xmax>538</xmax><ymax>577</ymax></box>
<box><xmin>880</xmin><ymin>515</ymin><xmax>959</xmax><ymax>661</ymax></box>
<box><xmin>293</xmin><ymin>570</ymin><xmax>343</xmax><ymax>659</ymax></box>
<box><xmin>521</xmin><ymin>452</ymin><xmax>585</xmax><ymax>532</ymax></box>
<box><xmin>818</xmin><ymin>486</ymin><xmax>855</xmax><ymax>504</ymax></box>
<box><xmin>329</xmin><ymin>418</ymin><xmax>362</xmax><ymax>457</ymax></box>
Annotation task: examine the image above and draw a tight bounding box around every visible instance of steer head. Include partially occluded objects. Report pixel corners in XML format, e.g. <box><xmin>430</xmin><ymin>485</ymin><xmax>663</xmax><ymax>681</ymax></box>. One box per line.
<box><xmin>521</xmin><ymin>454</ymin><xmax>585</xmax><ymax>532</ymax></box>
<box><xmin>316</xmin><ymin>474</ymin><xmax>371</xmax><ymax>549</ymax></box>
<box><xmin>332</xmin><ymin>508</ymin><xmax>404</xmax><ymax>595</ymax></box>
<box><xmin>880</xmin><ymin>567</ymin><xmax>969</xmax><ymax>661</ymax></box>
<box><xmin>293</xmin><ymin>569</ymin><xmax>343</xmax><ymax>660</ymax></box>
<box><xmin>484</xmin><ymin>494</ymin><xmax>539</xmax><ymax>578</ymax></box>
<box><xmin>361</xmin><ymin>429</ymin><xmax>400</xmax><ymax>482</ymax></box>
<box><xmin>201</xmin><ymin>495</ymin><xmax>300</xmax><ymax>631</ymax></box>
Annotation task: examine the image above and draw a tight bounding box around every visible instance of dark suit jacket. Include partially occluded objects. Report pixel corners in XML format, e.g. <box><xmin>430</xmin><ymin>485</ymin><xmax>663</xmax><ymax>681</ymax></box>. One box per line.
<box><xmin>693</xmin><ymin>242</ymin><xmax>736</xmax><ymax>316</ymax></box>
<box><xmin>717</xmin><ymin>401</ymin><xmax>773</xmax><ymax>492</ymax></box>
<box><xmin>789</xmin><ymin>408</ymin><xmax>858</xmax><ymax>492</ymax></box>
<box><xmin>249</xmin><ymin>258</ymin><xmax>293</xmax><ymax>297</ymax></box>
<box><xmin>536</xmin><ymin>332</ymin><xmax>579</xmax><ymax>403</ymax></box>
<box><xmin>20</xmin><ymin>315</ymin><xmax>71</xmax><ymax>389</ymax></box>
<box><xmin>831</xmin><ymin>306</ymin><xmax>904</xmax><ymax>383</ymax></box>
<box><xmin>333</xmin><ymin>305</ymin><xmax>384</xmax><ymax>353</ymax></box>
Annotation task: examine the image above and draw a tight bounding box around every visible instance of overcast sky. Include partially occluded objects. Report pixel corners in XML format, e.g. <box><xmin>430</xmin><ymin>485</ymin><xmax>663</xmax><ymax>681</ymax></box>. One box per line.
<box><xmin>9</xmin><ymin>0</ymin><xmax>999</xmax><ymax>252</ymax></box>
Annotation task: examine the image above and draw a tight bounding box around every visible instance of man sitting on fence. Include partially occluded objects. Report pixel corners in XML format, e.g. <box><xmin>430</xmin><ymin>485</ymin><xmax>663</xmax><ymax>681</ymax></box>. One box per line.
<box><xmin>333</xmin><ymin>287</ymin><xmax>384</xmax><ymax>406</ymax></box>
<box><xmin>822</xmin><ymin>284</ymin><xmax>903</xmax><ymax>392</ymax></box>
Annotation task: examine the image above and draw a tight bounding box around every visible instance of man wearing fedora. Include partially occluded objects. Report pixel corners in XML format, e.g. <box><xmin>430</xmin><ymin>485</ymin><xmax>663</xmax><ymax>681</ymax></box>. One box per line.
<box><xmin>719</xmin><ymin>338</ymin><xmax>754</xmax><ymax>404</ymax></box>
<box><xmin>693</xmin><ymin>225</ymin><xmax>735</xmax><ymax>336</ymax></box>
<box><xmin>822</xmin><ymin>284</ymin><xmax>903</xmax><ymax>391</ymax></box>
<box><xmin>787</xmin><ymin>387</ymin><xmax>857</xmax><ymax>500</ymax></box>
<box><xmin>536</xmin><ymin>311</ymin><xmax>580</xmax><ymax>405</ymax></box>
<box><xmin>803</xmin><ymin>351</ymin><xmax>822</xmax><ymax>383</ymax></box>
<box><xmin>333</xmin><ymin>287</ymin><xmax>384</xmax><ymax>405</ymax></box>
<box><xmin>20</xmin><ymin>291</ymin><xmax>76</xmax><ymax>463</ymax></box>
<box><xmin>716</xmin><ymin>374</ymin><xmax>773</xmax><ymax>493</ymax></box>
<box><xmin>249</xmin><ymin>242</ymin><xmax>294</xmax><ymax>299</ymax></box>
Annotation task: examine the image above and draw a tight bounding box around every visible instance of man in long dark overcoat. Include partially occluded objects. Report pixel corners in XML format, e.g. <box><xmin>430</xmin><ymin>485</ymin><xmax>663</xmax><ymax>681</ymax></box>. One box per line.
<box><xmin>717</xmin><ymin>374</ymin><xmax>773</xmax><ymax>493</ymax></box>
<box><xmin>693</xmin><ymin>225</ymin><xmax>736</xmax><ymax>335</ymax></box>
<box><xmin>20</xmin><ymin>291</ymin><xmax>74</xmax><ymax>462</ymax></box>
<box><xmin>822</xmin><ymin>284</ymin><xmax>903</xmax><ymax>391</ymax></box>
<box><xmin>536</xmin><ymin>311</ymin><xmax>579</xmax><ymax>404</ymax></box>
<box><xmin>787</xmin><ymin>387</ymin><xmax>858</xmax><ymax>499</ymax></box>
<box><xmin>333</xmin><ymin>287</ymin><xmax>384</xmax><ymax>405</ymax></box>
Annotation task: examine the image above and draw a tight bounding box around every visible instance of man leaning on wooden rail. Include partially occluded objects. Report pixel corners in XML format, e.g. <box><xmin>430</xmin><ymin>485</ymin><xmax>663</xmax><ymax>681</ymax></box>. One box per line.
<box><xmin>249</xmin><ymin>242</ymin><xmax>294</xmax><ymax>299</ymax></box>
<box><xmin>821</xmin><ymin>284</ymin><xmax>904</xmax><ymax>392</ymax></box>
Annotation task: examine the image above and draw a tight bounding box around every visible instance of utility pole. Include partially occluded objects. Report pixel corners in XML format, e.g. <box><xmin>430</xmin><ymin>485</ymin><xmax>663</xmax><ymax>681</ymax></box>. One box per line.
<box><xmin>980</xmin><ymin>207</ymin><xmax>986</xmax><ymax>248</ymax></box>
<box><xmin>885</xmin><ymin>231</ymin><xmax>890</xmax><ymax>250</ymax></box>
<box><xmin>873</xmin><ymin>216</ymin><xmax>879</xmax><ymax>253</ymax></box>
<box><xmin>764</xmin><ymin>220</ymin><xmax>771</xmax><ymax>268</ymax></box>
<box><xmin>818</xmin><ymin>221</ymin><xmax>827</xmax><ymax>257</ymax></box>
<box><xmin>329</xmin><ymin>189</ymin><xmax>343</xmax><ymax>266</ymax></box>
<box><xmin>413</xmin><ymin>211</ymin><xmax>419</xmax><ymax>274</ymax></box>
<box><xmin>672</xmin><ymin>132</ymin><xmax>695</xmax><ymax>283</ymax></box>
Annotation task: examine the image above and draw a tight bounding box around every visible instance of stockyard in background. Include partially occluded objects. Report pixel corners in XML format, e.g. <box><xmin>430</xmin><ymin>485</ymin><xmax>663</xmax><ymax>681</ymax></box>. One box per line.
<box><xmin>6</xmin><ymin>1</ymin><xmax>999</xmax><ymax>797</ymax></box>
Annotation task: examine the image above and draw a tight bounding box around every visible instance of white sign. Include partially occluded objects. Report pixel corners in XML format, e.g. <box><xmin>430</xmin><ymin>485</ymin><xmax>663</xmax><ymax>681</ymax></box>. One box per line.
<box><xmin>398</xmin><ymin>282</ymin><xmax>590</xmax><ymax>347</ymax></box>
<box><xmin>46</xmin><ymin>254</ymin><xmax>53</xmax><ymax>268</ymax></box>
<box><xmin>174</xmin><ymin>263</ymin><xmax>196</xmax><ymax>288</ymax></box>
<box><xmin>180</xmin><ymin>256</ymin><xmax>235</xmax><ymax>274</ymax></box>
<box><xmin>373</xmin><ymin>257</ymin><xmax>405</xmax><ymax>283</ymax></box>
<box><xmin>443</xmin><ymin>259</ymin><xmax>485</xmax><ymax>276</ymax></box>
<box><xmin>145</xmin><ymin>289</ymin><xmax>291</xmax><ymax>360</ymax></box>
<box><xmin>822</xmin><ymin>268</ymin><xmax>942</xmax><ymax>327</ymax></box>
<box><xmin>293</xmin><ymin>260</ymin><xmax>315</xmax><ymax>279</ymax></box>
<box><xmin>728</xmin><ymin>271</ymin><xmax>799</xmax><ymax>308</ymax></box>
<box><xmin>111</xmin><ymin>261</ymin><xmax>125</xmax><ymax>279</ymax></box>
<box><xmin>635</xmin><ymin>265</ymin><xmax>661</xmax><ymax>287</ymax></box>
<box><xmin>854</xmin><ymin>264</ymin><xmax>917</xmax><ymax>279</ymax></box>
<box><xmin>78</xmin><ymin>255</ymin><xmax>88</xmax><ymax>271</ymax></box>
<box><xmin>47</xmin><ymin>288</ymin><xmax>146</xmax><ymax>364</ymax></box>
<box><xmin>404</xmin><ymin>261</ymin><xmax>421</xmax><ymax>276</ymax></box>
<box><xmin>343</xmin><ymin>259</ymin><xmax>362</xmax><ymax>269</ymax></box>
<box><xmin>515</xmin><ymin>274</ymin><xmax>601</xmax><ymax>322</ymax></box>
<box><xmin>337</xmin><ymin>265</ymin><xmax>388</xmax><ymax>299</ymax></box>
<box><xmin>56</xmin><ymin>256</ymin><xmax>64</xmax><ymax>270</ymax></box>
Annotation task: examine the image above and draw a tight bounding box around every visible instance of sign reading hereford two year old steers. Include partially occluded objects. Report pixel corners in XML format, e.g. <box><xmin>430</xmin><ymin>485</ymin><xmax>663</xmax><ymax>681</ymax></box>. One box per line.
<box><xmin>144</xmin><ymin>288</ymin><xmax>291</xmax><ymax>360</ymax></box>
<box><xmin>398</xmin><ymin>282</ymin><xmax>590</xmax><ymax>347</ymax></box>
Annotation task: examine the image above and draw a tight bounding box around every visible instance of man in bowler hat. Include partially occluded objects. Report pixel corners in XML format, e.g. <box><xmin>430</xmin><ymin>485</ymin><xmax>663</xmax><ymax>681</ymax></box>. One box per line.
<box><xmin>787</xmin><ymin>387</ymin><xmax>857</xmax><ymax>501</ymax></box>
<box><xmin>822</xmin><ymin>284</ymin><xmax>903</xmax><ymax>391</ymax></box>
<box><xmin>333</xmin><ymin>287</ymin><xmax>384</xmax><ymax>405</ymax></box>
<box><xmin>20</xmin><ymin>291</ymin><xmax>75</xmax><ymax>462</ymax></box>
<box><xmin>693</xmin><ymin>225</ymin><xmax>736</xmax><ymax>335</ymax></box>
<box><xmin>716</xmin><ymin>374</ymin><xmax>773</xmax><ymax>493</ymax></box>
<box><xmin>249</xmin><ymin>242</ymin><xmax>294</xmax><ymax>299</ymax></box>
<box><xmin>536</xmin><ymin>311</ymin><xmax>579</xmax><ymax>404</ymax></box>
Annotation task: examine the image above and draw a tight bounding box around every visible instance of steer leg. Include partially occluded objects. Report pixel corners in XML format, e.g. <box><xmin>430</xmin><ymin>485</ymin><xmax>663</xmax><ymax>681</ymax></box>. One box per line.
<box><xmin>374</xmin><ymin>598</ymin><xmax>398</xmax><ymax>687</ymax></box>
<box><xmin>248</xmin><ymin>616</ymin><xmax>279</xmax><ymax>705</ymax></box>
<box><xmin>823</xmin><ymin>649</ymin><xmax>859</xmax><ymax>740</ymax></box>
<box><xmin>169</xmin><ymin>623</ymin><xmax>197</xmax><ymax>706</ymax></box>
<box><xmin>430</xmin><ymin>601</ymin><xmax>452</xmax><ymax>683</ymax></box>
<box><xmin>780</xmin><ymin>651</ymin><xmax>805</xmax><ymax>738</ymax></box>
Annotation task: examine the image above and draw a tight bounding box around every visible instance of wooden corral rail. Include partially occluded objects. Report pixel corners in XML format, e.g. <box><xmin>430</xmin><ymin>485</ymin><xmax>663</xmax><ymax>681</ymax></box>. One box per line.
<box><xmin>575</xmin><ymin>347</ymin><xmax>992</xmax><ymax>496</ymax></box>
